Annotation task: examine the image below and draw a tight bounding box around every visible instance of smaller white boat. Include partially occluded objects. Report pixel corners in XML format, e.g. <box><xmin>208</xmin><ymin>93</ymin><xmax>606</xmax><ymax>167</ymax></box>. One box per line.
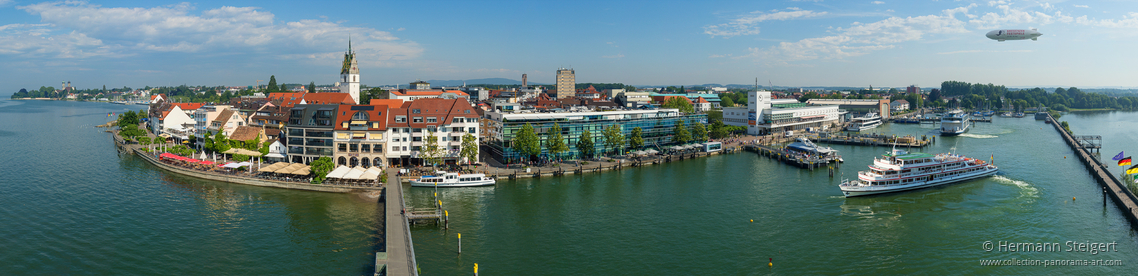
<box><xmin>410</xmin><ymin>171</ymin><xmax>496</xmax><ymax>187</ymax></box>
<box><xmin>845</xmin><ymin>112</ymin><xmax>883</xmax><ymax>131</ymax></box>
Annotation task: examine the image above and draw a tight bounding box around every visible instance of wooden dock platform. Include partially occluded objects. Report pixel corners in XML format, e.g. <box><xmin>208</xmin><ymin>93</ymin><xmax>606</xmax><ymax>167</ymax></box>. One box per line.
<box><xmin>815</xmin><ymin>134</ymin><xmax>931</xmax><ymax>148</ymax></box>
<box><xmin>744</xmin><ymin>145</ymin><xmax>839</xmax><ymax>170</ymax></box>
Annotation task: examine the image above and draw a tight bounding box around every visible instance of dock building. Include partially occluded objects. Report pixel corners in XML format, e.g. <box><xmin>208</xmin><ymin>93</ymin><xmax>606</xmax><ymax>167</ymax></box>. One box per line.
<box><xmin>722</xmin><ymin>90</ymin><xmax>841</xmax><ymax>135</ymax></box>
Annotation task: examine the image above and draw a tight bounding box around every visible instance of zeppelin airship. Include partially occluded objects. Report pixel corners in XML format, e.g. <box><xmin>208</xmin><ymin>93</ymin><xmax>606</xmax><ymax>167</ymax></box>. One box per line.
<box><xmin>986</xmin><ymin>29</ymin><xmax>1042</xmax><ymax>42</ymax></box>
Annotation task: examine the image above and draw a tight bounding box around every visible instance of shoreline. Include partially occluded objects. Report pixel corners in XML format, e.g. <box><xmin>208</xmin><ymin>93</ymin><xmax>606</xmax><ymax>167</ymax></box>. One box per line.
<box><xmin>114</xmin><ymin>132</ymin><xmax>381</xmax><ymax>194</ymax></box>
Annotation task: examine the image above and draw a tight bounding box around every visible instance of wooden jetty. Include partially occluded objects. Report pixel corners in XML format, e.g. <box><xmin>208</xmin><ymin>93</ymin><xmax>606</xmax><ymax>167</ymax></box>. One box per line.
<box><xmin>815</xmin><ymin>134</ymin><xmax>931</xmax><ymax>148</ymax></box>
<box><xmin>744</xmin><ymin>144</ymin><xmax>838</xmax><ymax>170</ymax></box>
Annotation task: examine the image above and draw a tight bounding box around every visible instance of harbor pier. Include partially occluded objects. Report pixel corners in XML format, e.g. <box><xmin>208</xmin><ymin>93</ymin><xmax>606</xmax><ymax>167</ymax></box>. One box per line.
<box><xmin>1046</xmin><ymin>113</ymin><xmax>1138</xmax><ymax>229</ymax></box>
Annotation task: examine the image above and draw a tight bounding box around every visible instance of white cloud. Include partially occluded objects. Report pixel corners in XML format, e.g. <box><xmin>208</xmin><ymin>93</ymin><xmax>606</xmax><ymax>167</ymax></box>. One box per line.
<box><xmin>0</xmin><ymin>0</ymin><xmax>12</xmax><ymax>6</ymax></box>
<box><xmin>872</xmin><ymin>1</ymin><xmax>885</xmax><ymax>5</ymax></box>
<box><xmin>7</xmin><ymin>1</ymin><xmax>423</xmax><ymax>65</ymax></box>
<box><xmin>1073</xmin><ymin>5</ymin><xmax>1089</xmax><ymax>8</ymax></box>
<box><xmin>704</xmin><ymin>9</ymin><xmax>827</xmax><ymax>38</ymax></box>
<box><xmin>744</xmin><ymin>6</ymin><xmax>971</xmax><ymax>62</ymax></box>
<box><xmin>937</xmin><ymin>49</ymin><xmax>1032</xmax><ymax>54</ymax></box>
<box><xmin>602</xmin><ymin>54</ymin><xmax>624</xmax><ymax>59</ymax></box>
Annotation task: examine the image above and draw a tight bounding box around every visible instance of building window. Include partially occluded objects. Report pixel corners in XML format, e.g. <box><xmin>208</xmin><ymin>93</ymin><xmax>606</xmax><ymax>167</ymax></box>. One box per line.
<box><xmin>392</xmin><ymin>146</ymin><xmax>400</xmax><ymax>152</ymax></box>
<box><xmin>402</xmin><ymin>146</ymin><xmax>407</xmax><ymax>151</ymax></box>
<box><xmin>412</xmin><ymin>146</ymin><xmax>421</xmax><ymax>151</ymax></box>
<box><xmin>453</xmin><ymin>118</ymin><xmax>462</xmax><ymax>123</ymax></box>
<box><xmin>412</xmin><ymin>137</ymin><xmax>422</xmax><ymax>142</ymax></box>
<box><xmin>412</xmin><ymin>109</ymin><xmax>421</xmax><ymax>114</ymax></box>
<box><xmin>413</xmin><ymin>117</ymin><xmax>423</xmax><ymax>123</ymax></box>
<box><xmin>395</xmin><ymin>116</ymin><xmax>407</xmax><ymax>123</ymax></box>
<box><xmin>361</xmin><ymin>144</ymin><xmax>370</xmax><ymax>153</ymax></box>
<box><xmin>427</xmin><ymin>117</ymin><xmax>437</xmax><ymax>123</ymax></box>
<box><xmin>352</xmin><ymin>112</ymin><xmax>369</xmax><ymax>121</ymax></box>
<box><xmin>338</xmin><ymin>143</ymin><xmax>347</xmax><ymax>152</ymax></box>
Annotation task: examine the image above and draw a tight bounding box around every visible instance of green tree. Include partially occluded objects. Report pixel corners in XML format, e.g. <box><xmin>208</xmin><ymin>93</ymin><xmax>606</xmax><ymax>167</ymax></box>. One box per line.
<box><xmin>138</xmin><ymin>136</ymin><xmax>151</xmax><ymax>146</ymax></box>
<box><xmin>460</xmin><ymin>133</ymin><xmax>479</xmax><ymax>169</ymax></box>
<box><xmin>546</xmin><ymin>123</ymin><xmax>568</xmax><ymax>161</ymax></box>
<box><xmin>673</xmin><ymin>119</ymin><xmax>690</xmax><ymax>144</ymax></box>
<box><xmin>307</xmin><ymin>81</ymin><xmax>316</xmax><ymax>93</ymax></box>
<box><xmin>576</xmin><ymin>129</ymin><xmax>595</xmax><ymax>160</ymax></box>
<box><xmin>720</xmin><ymin>97</ymin><xmax>735</xmax><ymax>107</ymax></box>
<box><xmin>710</xmin><ymin>122</ymin><xmax>730</xmax><ymax>139</ymax></box>
<box><xmin>422</xmin><ymin>131</ymin><xmax>444</xmax><ymax>168</ymax></box>
<box><xmin>602</xmin><ymin>125</ymin><xmax>625</xmax><ymax>156</ymax></box>
<box><xmin>310</xmin><ymin>156</ymin><xmax>334</xmax><ymax>184</ymax></box>
<box><xmin>629</xmin><ymin>127</ymin><xmax>644</xmax><ymax>150</ymax></box>
<box><xmin>512</xmin><ymin>123</ymin><xmax>541</xmax><ymax>162</ymax></box>
<box><xmin>361</xmin><ymin>87</ymin><xmax>386</xmax><ymax>104</ymax></box>
<box><xmin>213</xmin><ymin>131</ymin><xmax>231</xmax><ymax>153</ymax></box>
<box><xmin>691</xmin><ymin>122</ymin><xmax>708</xmax><ymax>142</ymax></box>
<box><xmin>267</xmin><ymin>75</ymin><xmax>279</xmax><ymax>92</ymax></box>
<box><xmin>662</xmin><ymin>97</ymin><xmax>695</xmax><ymax>113</ymax></box>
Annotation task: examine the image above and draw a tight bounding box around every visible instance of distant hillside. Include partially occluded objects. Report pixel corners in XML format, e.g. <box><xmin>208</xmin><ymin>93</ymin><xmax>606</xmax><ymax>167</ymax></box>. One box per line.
<box><xmin>421</xmin><ymin>78</ymin><xmax>548</xmax><ymax>86</ymax></box>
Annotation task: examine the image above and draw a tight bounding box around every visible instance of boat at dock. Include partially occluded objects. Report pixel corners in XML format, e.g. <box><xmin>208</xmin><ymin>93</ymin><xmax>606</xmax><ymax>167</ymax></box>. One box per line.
<box><xmin>940</xmin><ymin>109</ymin><xmax>969</xmax><ymax>136</ymax></box>
<box><xmin>410</xmin><ymin>171</ymin><xmax>496</xmax><ymax>187</ymax></box>
<box><xmin>1013</xmin><ymin>112</ymin><xmax>1025</xmax><ymax>118</ymax></box>
<box><xmin>786</xmin><ymin>137</ymin><xmax>838</xmax><ymax>157</ymax></box>
<box><xmin>838</xmin><ymin>149</ymin><xmax>998</xmax><ymax>197</ymax></box>
<box><xmin>845</xmin><ymin>112</ymin><xmax>882</xmax><ymax>131</ymax></box>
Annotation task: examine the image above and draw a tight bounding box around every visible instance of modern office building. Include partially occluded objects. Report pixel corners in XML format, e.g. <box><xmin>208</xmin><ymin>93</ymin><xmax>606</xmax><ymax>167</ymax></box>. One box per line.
<box><xmin>723</xmin><ymin>90</ymin><xmax>841</xmax><ymax>135</ymax></box>
<box><xmin>283</xmin><ymin>104</ymin><xmax>340</xmax><ymax>164</ymax></box>
<box><xmin>484</xmin><ymin>109</ymin><xmax>708</xmax><ymax>163</ymax></box>
<box><xmin>555</xmin><ymin>67</ymin><xmax>575</xmax><ymax>99</ymax></box>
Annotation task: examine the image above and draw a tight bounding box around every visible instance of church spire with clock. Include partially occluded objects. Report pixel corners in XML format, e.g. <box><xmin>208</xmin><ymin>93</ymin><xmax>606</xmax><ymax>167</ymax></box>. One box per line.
<box><xmin>339</xmin><ymin>38</ymin><xmax>360</xmax><ymax>103</ymax></box>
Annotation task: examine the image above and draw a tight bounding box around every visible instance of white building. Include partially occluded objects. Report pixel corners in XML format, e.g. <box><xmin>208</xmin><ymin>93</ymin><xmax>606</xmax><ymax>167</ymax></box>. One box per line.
<box><xmin>723</xmin><ymin>90</ymin><xmax>840</xmax><ymax>135</ymax></box>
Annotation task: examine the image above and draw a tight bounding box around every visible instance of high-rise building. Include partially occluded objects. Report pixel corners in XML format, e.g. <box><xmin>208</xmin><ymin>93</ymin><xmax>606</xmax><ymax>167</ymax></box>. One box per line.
<box><xmin>522</xmin><ymin>73</ymin><xmax>527</xmax><ymax>87</ymax></box>
<box><xmin>339</xmin><ymin>39</ymin><xmax>360</xmax><ymax>104</ymax></box>
<box><xmin>555</xmin><ymin>68</ymin><xmax>575</xmax><ymax>99</ymax></box>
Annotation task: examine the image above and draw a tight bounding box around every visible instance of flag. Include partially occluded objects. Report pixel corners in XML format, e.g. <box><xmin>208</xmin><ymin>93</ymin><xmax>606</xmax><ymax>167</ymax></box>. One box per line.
<box><xmin>1120</xmin><ymin>157</ymin><xmax>1132</xmax><ymax>167</ymax></box>
<box><xmin>1114</xmin><ymin>151</ymin><xmax>1125</xmax><ymax>161</ymax></box>
<box><xmin>1127</xmin><ymin>165</ymin><xmax>1138</xmax><ymax>175</ymax></box>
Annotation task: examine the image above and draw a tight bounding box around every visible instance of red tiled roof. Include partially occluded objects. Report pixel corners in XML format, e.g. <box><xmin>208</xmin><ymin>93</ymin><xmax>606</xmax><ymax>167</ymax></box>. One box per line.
<box><xmin>303</xmin><ymin>93</ymin><xmax>356</xmax><ymax>105</ymax></box>
<box><xmin>695</xmin><ymin>97</ymin><xmax>710</xmax><ymax>103</ymax></box>
<box><xmin>267</xmin><ymin>92</ymin><xmax>305</xmax><ymax>108</ymax></box>
<box><xmin>369</xmin><ymin>99</ymin><xmax>404</xmax><ymax>106</ymax></box>
<box><xmin>390</xmin><ymin>90</ymin><xmax>470</xmax><ymax>97</ymax></box>
<box><xmin>172</xmin><ymin>103</ymin><xmax>204</xmax><ymax>110</ymax></box>
<box><xmin>334</xmin><ymin>104</ymin><xmax>390</xmax><ymax>131</ymax></box>
<box><xmin>387</xmin><ymin>98</ymin><xmax>479</xmax><ymax>129</ymax></box>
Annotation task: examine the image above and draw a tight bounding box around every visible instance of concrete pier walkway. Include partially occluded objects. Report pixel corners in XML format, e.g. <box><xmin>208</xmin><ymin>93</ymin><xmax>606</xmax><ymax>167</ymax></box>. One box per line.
<box><xmin>377</xmin><ymin>168</ymin><xmax>417</xmax><ymax>276</ymax></box>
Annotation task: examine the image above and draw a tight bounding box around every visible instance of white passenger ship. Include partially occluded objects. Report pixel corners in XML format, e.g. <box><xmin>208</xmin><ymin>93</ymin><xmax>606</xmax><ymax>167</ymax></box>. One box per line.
<box><xmin>940</xmin><ymin>109</ymin><xmax>970</xmax><ymax>136</ymax></box>
<box><xmin>838</xmin><ymin>149</ymin><xmax>998</xmax><ymax>197</ymax></box>
<box><xmin>410</xmin><ymin>171</ymin><xmax>496</xmax><ymax>187</ymax></box>
<box><xmin>845</xmin><ymin>112</ymin><xmax>883</xmax><ymax>131</ymax></box>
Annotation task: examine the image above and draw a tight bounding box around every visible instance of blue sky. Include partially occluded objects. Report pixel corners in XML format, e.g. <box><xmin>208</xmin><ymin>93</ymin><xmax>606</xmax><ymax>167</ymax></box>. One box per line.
<box><xmin>2</xmin><ymin>0</ymin><xmax>1138</xmax><ymax>93</ymax></box>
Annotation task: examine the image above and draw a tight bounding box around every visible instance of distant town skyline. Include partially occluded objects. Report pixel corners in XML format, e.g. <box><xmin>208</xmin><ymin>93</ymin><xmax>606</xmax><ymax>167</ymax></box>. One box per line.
<box><xmin>3</xmin><ymin>0</ymin><xmax>1138</xmax><ymax>94</ymax></box>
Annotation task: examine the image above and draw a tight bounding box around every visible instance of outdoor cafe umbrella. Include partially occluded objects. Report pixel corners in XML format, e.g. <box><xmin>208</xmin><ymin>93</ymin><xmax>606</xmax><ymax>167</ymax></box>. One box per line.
<box><xmin>326</xmin><ymin>166</ymin><xmax>352</xmax><ymax>179</ymax></box>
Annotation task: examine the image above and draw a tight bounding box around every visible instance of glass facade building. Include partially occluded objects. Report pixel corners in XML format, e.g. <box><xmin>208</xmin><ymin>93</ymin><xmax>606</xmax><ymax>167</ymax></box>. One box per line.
<box><xmin>485</xmin><ymin>109</ymin><xmax>707</xmax><ymax>163</ymax></box>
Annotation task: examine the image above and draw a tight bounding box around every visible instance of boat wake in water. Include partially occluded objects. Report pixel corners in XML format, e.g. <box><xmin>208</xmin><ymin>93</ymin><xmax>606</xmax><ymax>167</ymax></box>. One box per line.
<box><xmin>992</xmin><ymin>175</ymin><xmax>1039</xmax><ymax>199</ymax></box>
<box><xmin>959</xmin><ymin>133</ymin><xmax>998</xmax><ymax>139</ymax></box>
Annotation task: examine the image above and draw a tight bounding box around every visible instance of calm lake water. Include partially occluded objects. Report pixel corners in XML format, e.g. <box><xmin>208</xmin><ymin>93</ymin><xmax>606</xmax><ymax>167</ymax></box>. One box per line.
<box><xmin>1</xmin><ymin>99</ymin><xmax>1135</xmax><ymax>274</ymax></box>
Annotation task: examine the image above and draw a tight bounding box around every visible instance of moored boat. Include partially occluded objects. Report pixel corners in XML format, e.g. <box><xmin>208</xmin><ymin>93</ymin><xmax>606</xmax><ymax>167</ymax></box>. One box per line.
<box><xmin>410</xmin><ymin>171</ymin><xmax>496</xmax><ymax>187</ymax></box>
<box><xmin>839</xmin><ymin>149</ymin><xmax>998</xmax><ymax>197</ymax></box>
<box><xmin>845</xmin><ymin>112</ymin><xmax>883</xmax><ymax>131</ymax></box>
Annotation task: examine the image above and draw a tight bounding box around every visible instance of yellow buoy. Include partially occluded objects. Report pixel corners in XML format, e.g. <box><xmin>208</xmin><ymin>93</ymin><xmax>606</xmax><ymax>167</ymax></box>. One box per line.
<box><xmin>750</xmin><ymin>219</ymin><xmax>754</xmax><ymax>223</ymax></box>
<box><xmin>769</xmin><ymin>258</ymin><xmax>773</xmax><ymax>267</ymax></box>
<box><xmin>1073</xmin><ymin>197</ymin><xmax>1076</xmax><ymax>201</ymax></box>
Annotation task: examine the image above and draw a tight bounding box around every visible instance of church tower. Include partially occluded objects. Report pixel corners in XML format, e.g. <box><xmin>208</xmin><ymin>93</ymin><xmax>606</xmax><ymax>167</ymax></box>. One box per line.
<box><xmin>340</xmin><ymin>38</ymin><xmax>360</xmax><ymax>103</ymax></box>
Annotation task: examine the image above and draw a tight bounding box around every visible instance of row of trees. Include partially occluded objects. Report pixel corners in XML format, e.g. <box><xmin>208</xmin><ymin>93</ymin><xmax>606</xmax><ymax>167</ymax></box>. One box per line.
<box><xmin>940</xmin><ymin>81</ymin><xmax>1138</xmax><ymax>111</ymax></box>
<box><xmin>509</xmin><ymin>120</ymin><xmax>708</xmax><ymax>162</ymax></box>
